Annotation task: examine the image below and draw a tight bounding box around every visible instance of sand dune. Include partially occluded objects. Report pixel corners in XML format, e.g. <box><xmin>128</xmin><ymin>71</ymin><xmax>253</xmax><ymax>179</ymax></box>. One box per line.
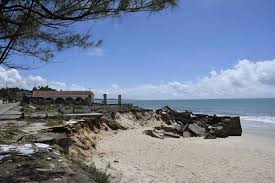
<box><xmin>92</xmin><ymin>127</ymin><xmax>275</xmax><ymax>183</ymax></box>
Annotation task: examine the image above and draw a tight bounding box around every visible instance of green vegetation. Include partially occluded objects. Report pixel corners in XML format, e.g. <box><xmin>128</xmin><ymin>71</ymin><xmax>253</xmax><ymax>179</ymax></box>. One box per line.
<box><xmin>47</xmin><ymin>119</ymin><xmax>64</xmax><ymax>126</ymax></box>
<box><xmin>23</xmin><ymin>105</ymin><xmax>36</xmax><ymax>113</ymax></box>
<box><xmin>47</xmin><ymin>114</ymin><xmax>71</xmax><ymax>126</ymax></box>
<box><xmin>23</xmin><ymin>104</ymin><xmax>59</xmax><ymax>114</ymax></box>
<box><xmin>0</xmin><ymin>124</ymin><xmax>25</xmax><ymax>144</ymax></box>
<box><xmin>72</xmin><ymin>159</ymin><xmax>115</xmax><ymax>183</ymax></box>
<box><xmin>64</xmin><ymin>105</ymin><xmax>83</xmax><ymax>110</ymax></box>
<box><xmin>0</xmin><ymin>86</ymin><xmax>56</xmax><ymax>103</ymax></box>
<box><xmin>73</xmin><ymin>105</ymin><xmax>83</xmax><ymax>109</ymax></box>
<box><xmin>32</xmin><ymin>86</ymin><xmax>56</xmax><ymax>91</ymax></box>
<box><xmin>35</xmin><ymin>105</ymin><xmax>58</xmax><ymax>113</ymax></box>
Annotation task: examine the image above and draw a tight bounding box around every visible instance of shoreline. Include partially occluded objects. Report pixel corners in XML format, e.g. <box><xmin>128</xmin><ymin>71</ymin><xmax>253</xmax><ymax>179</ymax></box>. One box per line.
<box><xmin>241</xmin><ymin>119</ymin><xmax>275</xmax><ymax>130</ymax></box>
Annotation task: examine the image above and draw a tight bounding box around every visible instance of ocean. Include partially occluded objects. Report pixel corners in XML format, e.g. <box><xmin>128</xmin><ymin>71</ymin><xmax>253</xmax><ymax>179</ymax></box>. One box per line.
<box><xmin>126</xmin><ymin>98</ymin><xmax>275</xmax><ymax>129</ymax></box>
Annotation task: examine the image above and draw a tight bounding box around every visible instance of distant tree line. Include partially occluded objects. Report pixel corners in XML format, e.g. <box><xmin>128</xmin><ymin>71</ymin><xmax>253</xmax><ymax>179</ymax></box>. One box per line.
<box><xmin>0</xmin><ymin>87</ymin><xmax>28</xmax><ymax>102</ymax></box>
<box><xmin>0</xmin><ymin>85</ymin><xmax>56</xmax><ymax>102</ymax></box>
<box><xmin>32</xmin><ymin>85</ymin><xmax>56</xmax><ymax>91</ymax></box>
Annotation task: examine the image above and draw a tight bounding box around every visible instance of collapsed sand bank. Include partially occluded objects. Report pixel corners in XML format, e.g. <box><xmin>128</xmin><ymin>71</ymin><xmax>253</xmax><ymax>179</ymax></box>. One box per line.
<box><xmin>91</xmin><ymin>127</ymin><xmax>275</xmax><ymax>183</ymax></box>
<box><xmin>1</xmin><ymin>104</ymin><xmax>271</xmax><ymax>182</ymax></box>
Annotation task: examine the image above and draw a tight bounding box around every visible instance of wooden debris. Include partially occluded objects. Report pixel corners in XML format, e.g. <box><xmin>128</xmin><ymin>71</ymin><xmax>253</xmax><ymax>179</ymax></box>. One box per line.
<box><xmin>143</xmin><ymin>130</ymin><xmax>164</xmax><ymax>139</ymax></box>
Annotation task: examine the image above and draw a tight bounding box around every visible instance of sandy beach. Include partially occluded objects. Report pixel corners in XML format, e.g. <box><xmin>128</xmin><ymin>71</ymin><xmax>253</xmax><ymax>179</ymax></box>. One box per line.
<box><xmin>92</xmin><ymin>124</ymin><xmax>275</xmax><ymax>183</ymax></box>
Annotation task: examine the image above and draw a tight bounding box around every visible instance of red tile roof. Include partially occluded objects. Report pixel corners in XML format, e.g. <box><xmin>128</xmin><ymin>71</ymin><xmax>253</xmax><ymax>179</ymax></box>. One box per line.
<box><xmin>32</xmin><ymin>91</ymin><xmax>94</xmax><ymax>98</ymax></box>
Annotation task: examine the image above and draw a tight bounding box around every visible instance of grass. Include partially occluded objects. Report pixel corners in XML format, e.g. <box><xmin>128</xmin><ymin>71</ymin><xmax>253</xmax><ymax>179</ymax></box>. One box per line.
<box><xmin>64</xmin><ymin>105</ymin><xmax>83</xmax><ymax>110</ymax></box>
<box><xmin>0</xmin><ymin>124</ymin><xmax>25</xmax><ymax>144</ymax></box>
<box><xmin>22</xmin><ymin>105</ymin><xmax>35</xmax><ymax>113</ymax></box>
<box><xmin>46</xmin><ymin>114</ymin><xmax>71</xmax><ymax>126</ymax></box>
<box><xmin>73</xmin><ymin>105</ymin><xmax>83</xmax><ymax>109</ymax></box>
<box><xmin>52</xmin><ymin>113</ymin><xmax>71</xmax><ymax>121</ymax></box>
<box><xmin>47</xmin><ymin>119</ymin><xmax>64</xmax><ymax>126</ymax></box>
<box><xmin>72</xmin><ymin>159</ymin><xmax>115</xmax><ymax>183</ymax></box>
<box><xmin>64</xmin><ymin>105</ymin><xmax>73</xmax><ymax>110</ymax></box>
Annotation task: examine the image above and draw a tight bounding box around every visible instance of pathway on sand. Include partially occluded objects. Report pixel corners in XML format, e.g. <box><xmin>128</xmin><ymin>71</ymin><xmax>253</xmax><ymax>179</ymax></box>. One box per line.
<box><xmin>0</xmin><ymin>103</ymin><xmax>21</xmax><ymax>121</ymax></box>
<box><xmin>92</xmin><ymin>128</ymin><xmax>275</xmax><ymax>183</ymax></box>
<box><xmin>0</xmin><ymin>103</ymin><xmax>19</xmax><ymax>115</ymax></box>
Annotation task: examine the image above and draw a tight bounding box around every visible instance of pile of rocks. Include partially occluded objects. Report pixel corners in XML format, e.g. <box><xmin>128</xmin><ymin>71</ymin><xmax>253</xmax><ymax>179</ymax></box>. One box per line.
<box><xmin>145</xmin><ymin>106</ymin><xmax>242</xmax><ymax>139</ymax></box>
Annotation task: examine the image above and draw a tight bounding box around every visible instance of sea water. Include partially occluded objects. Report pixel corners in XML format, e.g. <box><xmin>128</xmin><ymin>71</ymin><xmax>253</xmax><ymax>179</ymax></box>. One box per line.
<box><xmin>126</xmin><ymin>98</ymin><xmax>275</xmax><ymax>130</ymax></box>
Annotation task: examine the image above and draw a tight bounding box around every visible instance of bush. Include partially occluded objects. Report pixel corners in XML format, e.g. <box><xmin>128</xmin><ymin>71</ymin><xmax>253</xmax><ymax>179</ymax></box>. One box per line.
<box><xmin>47</xmin><ymin>119</ymin><xmax>64</xmax><ymax>126</ymax></box>
<box><xmin>65</xmin><ymin>105</ymin><xmax>73</xmax><ymax>110</ymax></box>
<box><xmin>46</xmin><ymin>114</ymin><xmax>71</xmax><ymax>126</ymax></box>
<box><xmin>72</xmin><ymin>159</ymin><xmax>114</xmax><ymax>183</ymax></box>
<box><xmin>23</xmin><ymin>106</ymin><xmax>35</xmax><ymax>113</ymax></box>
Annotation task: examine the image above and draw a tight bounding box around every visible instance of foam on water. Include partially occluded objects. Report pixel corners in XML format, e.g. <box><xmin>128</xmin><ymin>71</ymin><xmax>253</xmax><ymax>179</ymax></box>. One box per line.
<box><xmin>241</xmin><ymin>116</ymin><xmax>275</xmax><ymax>124</ymax></box>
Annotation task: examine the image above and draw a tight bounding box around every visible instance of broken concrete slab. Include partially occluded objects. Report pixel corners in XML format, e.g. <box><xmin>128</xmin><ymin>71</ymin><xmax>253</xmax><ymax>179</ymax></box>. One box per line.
<box><xmin>34</xmin><ymin>133</ymin><xmax>67</xmax><ymax>145</ymax></box>
<box><xmin>64</xmin><ymin>112</ymin><xmax>103</xmax><ymax>117</ymax></box>
<box><xmin>209</xmin><ymin>125</ymin><xmax>229</xmax><ymax>138</ymax></box>
<box><xmin>163</xmin><ymin>132</ymin><xmax>180</xmax><ymax>138</ymax></box>
<box><xmin>159</xmin><ymin>106</ymin><xmax>177</xmax><ymax>114</ymax></box>
<box><xmin>181</xmin><ymin>123</ymin><xmax>189</xmax><ymax>133</ymax></box>
<box><xmin>223</xmin><ymin>117</ymin><xmax>242</xmax><ymax>136</ymax></box>
<box><xmin>151</xmin><ymin>131</ymin><xmax>164</xmax><ymax>139</ymax></box>
<box><xmin>0</xmin><ymin>143</ymin><xmax>52</xmax><ymax>159</ymax></box>
<box><xmin>21</xmin><ymin>122</ymin><xmax>50</xmax><ymax>134</ymax></box>
<box><xmin>143</xmin><ymin>130</ymin><xmax>164</xmax><ymax>139</ymax></box>
<box><xmin>154</xmin><ymin>126</ymin><xmax>176</xmax><ymax>132</ymax></box>
<box><xmin>188</xmin><ymin>123</ymin><xmax>206</xmax><ymax>137</ymax></box>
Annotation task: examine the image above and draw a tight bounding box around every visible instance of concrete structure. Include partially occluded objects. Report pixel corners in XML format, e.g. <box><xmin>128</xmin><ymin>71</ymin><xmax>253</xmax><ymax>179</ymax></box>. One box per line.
<box><xmin>103</xmin><ymin>94</ymin><xmax>107</xmax><ymax>105</ymax></box>
<box><xmin>27</xmin><ymin>91</ymin><xmax>94</xmax><ymax>105</ymax></box>
<box><xmin>118</xmin><ymin>94</ymin><xmax>122</xmax><ymax>106</ymax></box>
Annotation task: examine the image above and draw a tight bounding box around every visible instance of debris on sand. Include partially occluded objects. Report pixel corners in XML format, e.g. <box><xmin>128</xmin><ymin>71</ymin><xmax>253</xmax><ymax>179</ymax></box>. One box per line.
<box><xmin>144</xmin><ymin>106</ymin><xmax>242</xmax><ymax>139</ymax></box>
<box><xmin>0</xmin><ymin>143</ymin><xmax>52</xmax><ymax>160</ymax></box>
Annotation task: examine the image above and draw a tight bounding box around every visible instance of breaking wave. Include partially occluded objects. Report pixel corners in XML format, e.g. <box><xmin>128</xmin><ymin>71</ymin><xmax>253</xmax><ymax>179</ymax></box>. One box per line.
<box><xmin>240</xmin><ymin>116</ymin><xmax>275</xmax><ymax>124</ymax></box>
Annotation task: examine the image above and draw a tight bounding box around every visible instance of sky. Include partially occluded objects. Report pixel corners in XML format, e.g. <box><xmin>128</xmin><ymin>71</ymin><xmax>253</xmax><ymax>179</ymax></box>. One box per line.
<box><xmin>1</xmin><ymin>0</ymin><xmax>275</xmax><ymax>99</ymax></box>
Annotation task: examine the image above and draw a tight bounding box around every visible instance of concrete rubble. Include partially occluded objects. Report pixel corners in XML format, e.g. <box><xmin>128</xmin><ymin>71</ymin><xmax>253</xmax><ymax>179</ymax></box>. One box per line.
<box><xmin>145</xmin><ymin>106</ymin><xmax>242</xmax><ymax>139</ymax></box>
<box><xmin>0</xmin><ymin>143</ymin><xmax>52</xmax><ymax>161</ymax></box>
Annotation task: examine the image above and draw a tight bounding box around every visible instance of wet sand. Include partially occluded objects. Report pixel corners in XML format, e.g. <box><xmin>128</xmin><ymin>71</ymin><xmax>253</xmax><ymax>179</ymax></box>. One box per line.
<box><xmin>92</xmin><ymin>126</ymin><xmax>275</xmax><ymax>183</ymax></box>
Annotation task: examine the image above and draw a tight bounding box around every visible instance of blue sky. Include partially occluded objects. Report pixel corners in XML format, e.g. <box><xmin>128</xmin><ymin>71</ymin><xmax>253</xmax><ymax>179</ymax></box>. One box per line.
<box><xmin>2</xmin><ymin>0</ymin><xmax>275</xmax><ymax>99</ymax></box>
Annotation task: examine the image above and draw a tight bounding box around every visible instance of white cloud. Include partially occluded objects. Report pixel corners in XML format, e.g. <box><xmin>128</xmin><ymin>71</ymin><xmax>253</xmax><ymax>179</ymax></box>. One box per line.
<box><xmin>0</xmin><ymin>66</ymin><xmax>86</xmax><ymax>91</ymax></box>
<box><xmin>94</xmin><ymin>59</ymin><xmax>275</xmax><ymax>99</ymax></box>
<box><xmin>86</xmin><ymin>47</ymin><xmax>105</xmax><ymax>57</ymax></box>
<box><xmin>1</xmin><ymin>59</ymin><xmax>275</xmax><ymax>99</ymax></box>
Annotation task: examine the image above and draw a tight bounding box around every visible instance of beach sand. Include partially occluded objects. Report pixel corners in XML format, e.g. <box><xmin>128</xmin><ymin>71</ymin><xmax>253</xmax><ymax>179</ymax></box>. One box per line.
<box><xmin>91</xmin><ymin>126</ymin><xmax>275</xmax><ymax>183</ymax></box>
